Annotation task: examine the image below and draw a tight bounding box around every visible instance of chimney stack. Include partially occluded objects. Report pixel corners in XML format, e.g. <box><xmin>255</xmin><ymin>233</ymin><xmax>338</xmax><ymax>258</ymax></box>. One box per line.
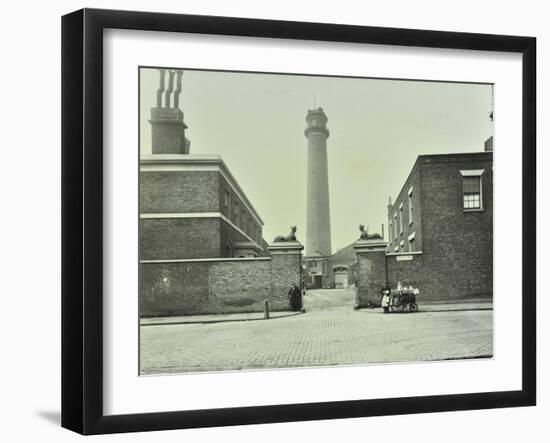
<box><xmin>149</xmin><ymin>69</ymin><xmax>190</xmax><ymax>154</ymax></box>
<box><xmin>484</xmin><ymin>136</ymin><xmax>493</xmax><ymax>152</ymax></box>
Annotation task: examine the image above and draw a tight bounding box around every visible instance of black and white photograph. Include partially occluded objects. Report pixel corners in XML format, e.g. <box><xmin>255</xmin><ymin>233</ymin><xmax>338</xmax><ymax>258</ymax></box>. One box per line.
<box><xmin>138</xmin><ymin>67</ymin><xmax>494</xmax><ymax>375</ymax></box>
<box><xmin>1</xmin><ymin>0</ymin><xmax>545</xmax><ymax>440</ymax></box>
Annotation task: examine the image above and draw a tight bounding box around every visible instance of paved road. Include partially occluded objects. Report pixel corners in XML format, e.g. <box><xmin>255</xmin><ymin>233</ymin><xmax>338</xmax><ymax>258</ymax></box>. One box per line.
<box><xmin>140</xmin><ymin>289</ymin><xmax>493</xmax><ymax>374</ymax></box>
<box><xmin>302</xmin><ymin>287</ymin><xmax>356</xmax><ymax>311</ymax></box>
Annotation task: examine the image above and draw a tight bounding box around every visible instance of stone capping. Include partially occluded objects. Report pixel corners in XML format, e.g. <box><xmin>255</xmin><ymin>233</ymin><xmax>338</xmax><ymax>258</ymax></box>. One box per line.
<box><xmin>140</xmin><ymin>256</ymin><xmax>272</xmax><ymax>264</ymax></box>
<box><xmin>459</xmin><ymin>168</ymin><xmax>485</xmax><ymax>176</ymax></box>
<box><xmin>353</xmin><ymin>239</ymin><xmax>387</xmax><ymax>252</ymax></box>
<box><xmin>267</xmin><ymin>241</ymin><xmax>304</xmax><ymax>254</ymax></box>
<box><xmin>386</xmin><ymin>251</ymin><xmax>424</xmax><ymax>257</ymax></box>
<box><xmin>140</xmin><ymin>154</ymin><xmax>264</xmax><ymax>226</ymax></box>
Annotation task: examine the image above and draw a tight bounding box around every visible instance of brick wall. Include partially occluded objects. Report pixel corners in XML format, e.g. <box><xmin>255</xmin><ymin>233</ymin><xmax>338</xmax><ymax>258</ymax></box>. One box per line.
<box><xmin>141</xmin><ymin>259</ymin><xmax>275</xmax><ymax>316</ymax></box>
<box><xmin>270</xmin><ymin>253</ymin><xmax>302</xmax><ymax>310</ymax></box>
<box><xmin>208</xmin><ymin>260</ymin><xmax>273</xmax><ymax>312</ymax></box>
<box><xmin>220</xmin><ymin>218</ymin><xmax>263</xmax><ymax>258</ymax></box>
<box><xmin>387</xmin><ymin>254</ymin><xmax>424</xmax><ymax>289</ymax></box>
<box><xmin>418</xmin><ymin>154</ymin><xmax>493</xmax><ymax>300</ymax></box>
<box><xmin>386</xmin><ymin>250</ymin><xmax>491</xmax><ymax>301</ymax></box>
<box><xmin>354</xmin><ymin>247</ymin><xmax>387</xmax><ymax>308</ymax></box>
<box><xmin>140</xmin><ymin>261</ymin><xmax>210</xmax><ymax>316</ymax></box>
<box><xmin>388</xmin><ymin>164</ymin><xmax>423</xmax><ymax>253</ymax></box>
<box><xmin>140</xmin><ymin>250</ymin><xmax>302</xmax><ymax>317</ymax></box>
<box><xmin>218</xmin><ymin>174</ymin><xmax>263</xmax><ymax>244</ymax></box>
<box><xmin>140</xmin><ymin>217</ymin><xmax>267</xmax><ymax>260</ymax></box>
<box><xmin>151</xmin><ymin>122</ymin><xmax>187</xmax><ymax>154</ymax></box>
<box><xmin>140</xmin><ymin>170</ymin><xmax>219</xmax><ymax>214</ymax></box>
<box><xmin>140</xmin><ymin>218</ymin><xmax>221</xmax><ymax>260</ymax></box>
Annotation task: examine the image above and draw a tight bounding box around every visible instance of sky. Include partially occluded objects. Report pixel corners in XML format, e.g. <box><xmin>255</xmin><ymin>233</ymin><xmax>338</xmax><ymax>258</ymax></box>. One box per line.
<box><xmin>140</xmin><ymin>68</ymin><xmax>493</xmax><ymax>253</ymax></box>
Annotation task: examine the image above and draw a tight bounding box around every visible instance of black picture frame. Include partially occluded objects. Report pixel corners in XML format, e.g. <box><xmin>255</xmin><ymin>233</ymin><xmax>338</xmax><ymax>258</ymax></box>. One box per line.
<box><xmin>61</xmin><ymin>8</ymin><xmax>536</xmax><ymax>435</ymax></box>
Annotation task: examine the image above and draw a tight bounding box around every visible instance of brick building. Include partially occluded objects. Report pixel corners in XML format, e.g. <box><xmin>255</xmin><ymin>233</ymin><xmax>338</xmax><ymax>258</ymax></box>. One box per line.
<box><xmin>305</xmin><ymin>242</ymin><xmax>361</xmax><ymax>289</ymax></box>
<box><xmin>326</xmin><ymin>243</ymin><xmax>358</xmax><ymax>288</ymax></box>
<box><xmin>385</xmin><ymin>149</ymin><xmax>493</xmax><ymax>300</ymax></box>
<box><xmin>139</xmin><ymin>69</ymin><xmax>302</xmax><ymax>316</ymax></box>
<box><xmin>140</xmin><ymin>154</ymin><xmax>268</xmax><ymax>260</ymax></box>
<box><xmin>140</xmin><ymin>69</ymin><xmax>267</xmax><ymax>260</ymax></box>
<box><xmin>297</xmin><ymin>103</ymin><xmax>493</xmax><ymax>298</ymax></box>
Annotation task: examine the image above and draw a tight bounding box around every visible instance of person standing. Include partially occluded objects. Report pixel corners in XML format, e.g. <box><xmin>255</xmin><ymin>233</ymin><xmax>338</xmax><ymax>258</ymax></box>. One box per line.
<box><xmin>288</xmin><ymin>283</ymin><xmax>302</xmax><ymax>311</ymax></box>
<box><xmin>380</xmin><ymin>285</ymin><xmax>391</xmax><ymax>313</ymax></box>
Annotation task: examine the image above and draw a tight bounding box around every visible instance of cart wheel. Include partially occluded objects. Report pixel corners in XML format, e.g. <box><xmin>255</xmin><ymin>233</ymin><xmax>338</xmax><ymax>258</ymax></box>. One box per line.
<box><xmin>390</xmin><ymin>305</ymin><xmax>398</xmax><ymax>313</ymax></box>
<box><xmin>409</xmin><ymin>303</ymin><xmax>418</xmax><ymax>313</ymax></box>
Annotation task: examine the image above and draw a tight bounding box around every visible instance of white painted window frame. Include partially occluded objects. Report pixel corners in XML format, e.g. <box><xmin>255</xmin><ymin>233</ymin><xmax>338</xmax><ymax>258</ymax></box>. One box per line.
<box><xmin>460</xmin><ymin>169</ymin><xmax>485</xmax><ymax>212</ymax></box>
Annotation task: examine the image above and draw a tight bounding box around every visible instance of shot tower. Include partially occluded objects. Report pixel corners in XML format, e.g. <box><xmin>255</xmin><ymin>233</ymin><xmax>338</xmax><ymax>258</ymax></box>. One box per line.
<box><xmin>304</xmin><ymin>107</ymin><xmax>332</xmax><ymax>257</ymax></box>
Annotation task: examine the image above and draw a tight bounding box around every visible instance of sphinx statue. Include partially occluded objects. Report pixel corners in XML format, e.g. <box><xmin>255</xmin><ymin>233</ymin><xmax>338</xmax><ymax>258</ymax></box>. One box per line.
<box><xmin>274</xmin><ymin>226</ymin><xmax>297</xmax><ymax>242</ymax></box>
<box><xmin>359</xmin><ymin>224</ymin><xmax>383</xmax><ymax>240</ymax></box>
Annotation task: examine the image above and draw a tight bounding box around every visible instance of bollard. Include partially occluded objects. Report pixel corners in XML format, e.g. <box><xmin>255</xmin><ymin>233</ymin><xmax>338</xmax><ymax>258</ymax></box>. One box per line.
<box><xmin>263</xmin><ymin>299</ymin><xmax>270</xmax><ymax>319</ymax></box>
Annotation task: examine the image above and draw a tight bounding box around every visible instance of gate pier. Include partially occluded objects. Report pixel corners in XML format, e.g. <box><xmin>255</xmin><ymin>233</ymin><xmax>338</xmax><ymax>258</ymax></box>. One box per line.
<box><xmin>353</xmin><ymin>238</ymin><xmax>387</xmax><ymax>309</ymax></box>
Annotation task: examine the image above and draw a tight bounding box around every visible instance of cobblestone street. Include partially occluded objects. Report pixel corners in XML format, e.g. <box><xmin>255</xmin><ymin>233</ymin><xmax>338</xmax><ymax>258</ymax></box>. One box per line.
<box><xmin>140</xmin><ymin>289</ymin><xmax>493</xmax><ymax>374</ymax></box>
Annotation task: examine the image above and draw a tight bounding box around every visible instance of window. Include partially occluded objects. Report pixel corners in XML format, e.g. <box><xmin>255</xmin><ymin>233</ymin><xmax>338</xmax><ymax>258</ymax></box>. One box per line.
<box><xmin>241</xmin><ymin>209</ymin><xmax>246</xmax><ymax>229</ymax></box>
<box><xmin>408</xmin><ymin>186</ymin><xmax>413</xmax><ymax>225</ymax></box>
<box><xmin>393</xmin><ymin>213</ymin><xmax>397</xmax><ymax>241</ymax></box>
<box><xmin>400</xmin><ymin>240</ymin><xmax>404</xmax><ymax>251</ymax></box>
<box><xmin>408</xmin><ymin>232</ymin><xmax>416</xmax><ymax>252</ymax></box>
<box><xmin>224</xmin><ymin>189</ymin><xmax>230</xmax><ymax>208</ymax></box>
<box><xmin>460</xmin><ymin>169</ymin><xmax>484</xmax><ymax>210</ymax></box>
<box><xmin>463</xmin><ymin>176</ymin><xmax>481</xmax><ymax>209</ymax></box>
<box><xmin>399</xmin><ymin>203</ymin><xmax>404</xmax><ymax>234</ymax></box>
<box><xmin>389</xmin><ymin>220</ymin><xmax>393</xmax><ymax>242</ymax></box>
<box><xmin>233</xmin><ymin>201</ymin><xmax>239</xmax><ymax>223</ymax></box>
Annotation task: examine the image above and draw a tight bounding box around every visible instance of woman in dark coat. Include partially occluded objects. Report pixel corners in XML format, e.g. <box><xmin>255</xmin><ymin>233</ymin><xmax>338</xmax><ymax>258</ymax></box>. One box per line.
<box><xmin>288</xmin><ymin>284</ymin><xmax>302</xmax><ymax>311</ymax></box>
